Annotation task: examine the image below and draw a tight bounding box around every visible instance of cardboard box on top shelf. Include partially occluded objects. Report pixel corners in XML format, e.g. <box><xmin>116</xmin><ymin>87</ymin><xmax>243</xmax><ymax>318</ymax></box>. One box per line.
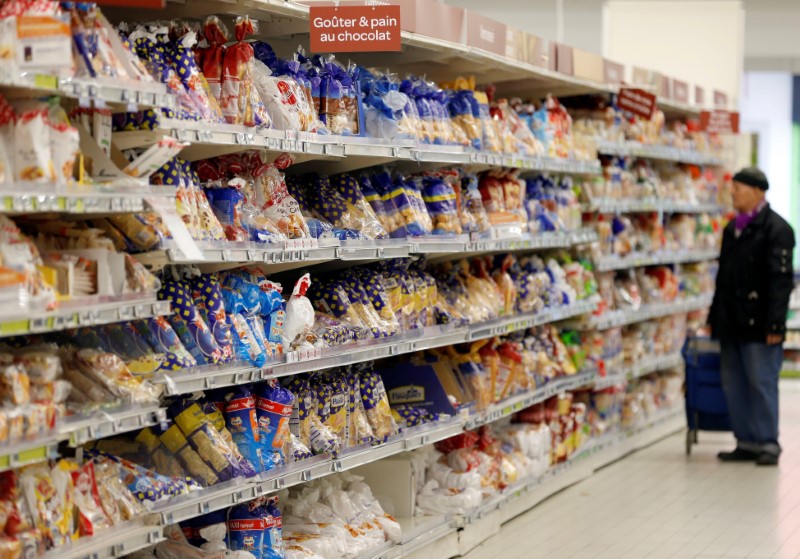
<box><xmin>546</xmin><ymin>41</ymin><xmax>575</xmax><ymax>75</ymax></box>
<box><xmin>695</xmin><ymin>86</ymin><xmax>706</xmax><ymax>107</ymax></box>
<box><xmin>714</xmin><ymin>90</ymin><xmax>728</xmax><ymax>109</ymax></box>
<box><xmin>505</xmin><ymin>26</ymin><xmax>527</xmax><ymax>62</ymax></box>
<box><xmin>603</xmin><ymin>59</ymin><xmax>625</xmax><ymax>85</ymax></box>
<box><xmin>632</xmin><ymin>66</ymin><xmax>667</xmax><ymax>98</ymax></box>
<box><xmin>572</xmin><ymin>48</ymin><xmax>604</xmax><ymax>82</ymax></box>
<box><xmin>393</xmin><ymin>0</ymin><xmax>465</xmax><ymax>44</ymax></box>
<box><xmin>353</xmin><ymin>456</ymin><xmax>416</xmax><ymax>518</ymax></box>
<box><xmin>672</xmin><ymin>79</ymin><xmax>690</xmax><ymax>104</ymax></box>
<box><xmin>657</xmin><ymin>74</ymin><xmax>672</xmax><ymax>99</ymax></box>
<box><xmin>526</xmin><ymin>34</ymin><xmax>550</xmax><ymax>69</ymax></box>
<box><xmin>465</xmin><ymin>10</ymin><xmax>507</xmax><ymax>56</ymax></box>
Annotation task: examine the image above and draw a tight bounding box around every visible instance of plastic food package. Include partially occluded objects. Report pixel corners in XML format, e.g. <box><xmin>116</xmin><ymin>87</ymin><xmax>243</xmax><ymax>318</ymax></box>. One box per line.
<box><xmin>160</xmin><ymin>280</ymin><xmax>225</xmax><ymax>364</ymax></box>
<box><xmin>255</xmin><ymin>380</ymin><xmax>294</xmax><ymax>467</ymax></box>
<box><xmin>358</xmin><ymin>371</ymin><xmax>397</xmax><ymax>441</ymax></box>
<box><xmin>168</xmin><ymin>398</ymin><xmax>244</xmax><ymax>483</ymax></box>
<box><xmin>220</xmin><ymin>17</ymin><xmax>269</xmax><ymax>126</ymax></box>
<box><xmin>283</xmin><ymin>274</ymin><xmax>314</xmax><ymax>350</ymax></box>
<box><xmin>222</xmin><ymin>387</ymin><xmax>263</xmax><ymax>475</ymax></box>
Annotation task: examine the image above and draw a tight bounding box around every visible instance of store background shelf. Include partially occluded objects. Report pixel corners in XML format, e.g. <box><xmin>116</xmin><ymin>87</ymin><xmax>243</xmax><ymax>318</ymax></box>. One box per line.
<box><xmin>594</xmin><ymin>352</ymin><xmax>685</xmax><ymax>390</ymax></box>
<box><xmin>584</xmin><ymin>197</ymin><xmax>723</xmax><ymax>215</ymax></box>
<box><xmin>0</xmin><ymin>295</ymin><xmax>170</xmax><ymax>338</ymax></box>
<box><xmin>594</xmin><ymin>248</ymin><xmax>720</xmax><ymax>272</ymax></box>
<box><xmin>573</xmin><ymin>294</ymin><xmax>714</xmax><ymax>331</ymax></box>
<box><xmin>595</xmin><ymin>140</ymin><xmax>724</xmax><ymax>166</ymax></box>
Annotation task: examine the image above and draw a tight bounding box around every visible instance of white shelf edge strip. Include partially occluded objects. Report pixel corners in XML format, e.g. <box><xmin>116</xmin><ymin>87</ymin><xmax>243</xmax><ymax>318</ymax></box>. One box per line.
<box><xmin>585</xmin><ymin>197</ymin><xmax>724</xmax><ymax>215</ymax></box>
<box><xmin>594</xmin><ymin>249</ymin><xmax>719</xmax><ymax>272</ymax></box>
<box><xmin>595</xmin><ymin>140</ymin><xmax>724</xmax><ymax>166</ymax></box>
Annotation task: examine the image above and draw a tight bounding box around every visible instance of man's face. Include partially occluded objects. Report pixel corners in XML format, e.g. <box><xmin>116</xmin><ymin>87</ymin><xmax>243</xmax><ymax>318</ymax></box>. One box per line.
<box><xmin>731</xmin><ymin>180</ymin><xmax>765</xmax><ymax>212</ymax></box>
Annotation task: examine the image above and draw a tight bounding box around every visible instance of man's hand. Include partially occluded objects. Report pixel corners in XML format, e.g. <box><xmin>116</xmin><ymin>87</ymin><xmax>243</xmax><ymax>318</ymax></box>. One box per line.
<box><xmin>767</xmin><ymin>334</ymin><xmax>784</xmax><ymax>345</ymax></box>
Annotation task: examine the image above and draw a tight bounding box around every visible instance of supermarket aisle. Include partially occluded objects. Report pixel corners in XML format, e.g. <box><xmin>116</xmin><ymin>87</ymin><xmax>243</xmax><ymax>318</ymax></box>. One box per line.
<box><xmin>464</xmin><ymin>381</ymin><xmax>800</xmax><ymax>559</ymax></box>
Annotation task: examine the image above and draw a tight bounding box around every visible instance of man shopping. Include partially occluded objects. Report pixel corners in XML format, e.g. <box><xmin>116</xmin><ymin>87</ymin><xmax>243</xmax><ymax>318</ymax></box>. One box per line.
<box><xmin>709</xmin><ymin>167</ymin><xmax>795</xmax><ymax>466</ymax></box>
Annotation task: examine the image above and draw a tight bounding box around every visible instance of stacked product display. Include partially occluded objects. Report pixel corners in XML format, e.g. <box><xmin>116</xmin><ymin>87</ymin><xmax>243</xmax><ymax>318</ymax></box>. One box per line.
<box><xmin>0</xmin><ymin>1</ymin><xmax>733</xmax><ymax>558</ymax></box>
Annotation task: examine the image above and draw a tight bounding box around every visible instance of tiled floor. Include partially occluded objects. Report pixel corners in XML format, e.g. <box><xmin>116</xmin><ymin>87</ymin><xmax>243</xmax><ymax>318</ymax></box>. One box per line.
<box><xmin>464</xmin><ymin>381</ymin><xmax>800</xmax><ymax>559</ymax></box>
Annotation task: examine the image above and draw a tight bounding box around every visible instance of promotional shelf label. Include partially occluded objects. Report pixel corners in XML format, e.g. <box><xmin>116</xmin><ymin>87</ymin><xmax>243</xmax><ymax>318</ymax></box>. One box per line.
<box><xmin>699</xmin><ymin>110</ymin><xmax>740</xmax><ymax>134</ymax></box>
<box><xmin>617</xmin><ymin>87</ymin><xmax>657</xmax><ymax>119</ymax></box>
<box><xmin>310</xmin><ymin>5</ymin><xmax>401</xmax><ymax>52</ymax></box>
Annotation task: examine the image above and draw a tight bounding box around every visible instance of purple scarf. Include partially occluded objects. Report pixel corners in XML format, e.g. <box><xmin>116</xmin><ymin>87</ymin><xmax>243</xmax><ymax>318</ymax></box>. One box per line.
<box><xmin>734</xmin><ymin>199</ymin><xmax>767</xmax><ymax>234</ymax></box>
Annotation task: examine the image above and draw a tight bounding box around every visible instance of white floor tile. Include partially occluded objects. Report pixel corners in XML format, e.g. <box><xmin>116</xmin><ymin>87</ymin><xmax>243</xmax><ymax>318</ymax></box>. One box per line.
<box><xmin>461</xmin><ymin>381</ymin><xmax>800</xmax><ymax>559</ymax></box>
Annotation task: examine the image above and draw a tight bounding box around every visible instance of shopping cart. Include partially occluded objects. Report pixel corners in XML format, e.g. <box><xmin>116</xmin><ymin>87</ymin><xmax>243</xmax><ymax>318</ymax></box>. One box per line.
<box><xmin>683</xmin><ymin>336</ymin><xmax>731</xmax><ymax>455</ymax></box>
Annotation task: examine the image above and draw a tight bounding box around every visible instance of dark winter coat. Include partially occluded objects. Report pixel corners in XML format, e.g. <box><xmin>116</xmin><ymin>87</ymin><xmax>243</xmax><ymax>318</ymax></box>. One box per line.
<box><xmin>709</xmin><ymin>204</ymin><xmax>796</xmax><ymax>342</ymax></box>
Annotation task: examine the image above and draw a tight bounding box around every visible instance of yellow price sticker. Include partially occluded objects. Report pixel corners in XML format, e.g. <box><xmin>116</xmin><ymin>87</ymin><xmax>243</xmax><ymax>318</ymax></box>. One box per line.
<box><xmin>0</xmin><ymin>320</ymin><xmax>28</xmax><ymax>335</ymax></box>
<box><xmin>33</xmin><ymin>74</ymin><xmax>58</xmax><ymax>90</ymax></box>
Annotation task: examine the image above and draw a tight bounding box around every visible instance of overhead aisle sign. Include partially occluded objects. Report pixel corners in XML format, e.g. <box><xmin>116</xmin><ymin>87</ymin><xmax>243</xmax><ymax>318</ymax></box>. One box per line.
<box><xmin>310</xmin><ymin>5</ymin><xmax>402</xmax><ymax>52</ymax></box>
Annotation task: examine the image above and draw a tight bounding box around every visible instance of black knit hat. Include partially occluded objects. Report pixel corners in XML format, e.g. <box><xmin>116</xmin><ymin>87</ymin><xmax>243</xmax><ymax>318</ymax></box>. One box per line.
<box><xmin>732</xmin><ymin>167</ymin><xmax>769</xmax><ymax>191</ymax></box>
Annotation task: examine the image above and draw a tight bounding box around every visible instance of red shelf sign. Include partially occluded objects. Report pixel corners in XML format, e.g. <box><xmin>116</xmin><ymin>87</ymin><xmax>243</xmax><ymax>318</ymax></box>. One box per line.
<box><xmin>699</xmin><ymin>110</ymin><xmax>740</xmax><ymax>134</ymax></box>
<box><xmin>617</xmin><ymin>87</ymin><xmax>657</xmax><ymax>119</ymax></box>
<box><xmin>310</xmin><ymin>5</ymin><xmax>402</xmax><ymax>53</ymax></box>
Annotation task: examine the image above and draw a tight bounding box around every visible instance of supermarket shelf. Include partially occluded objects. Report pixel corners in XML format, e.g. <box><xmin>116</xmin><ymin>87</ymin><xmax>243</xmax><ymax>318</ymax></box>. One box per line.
<box><xmin>784</xmin><ymin>342</ymin><xmax>800</xmax><ymax>350</ymax></box>
<box><xmin>45</xmin><ymin>522</ymin><xmax>164</xmax><ymax>559</ymax></box>
<box><xmin>155</xmin><ymin>300</ymin><xmax>597</xmax><ymax>396</ymax></box>
<box><xmin>113</xmin><ymin>119</ymin><xmax>602</xmax><ymax>174</ymax></box>
<box><xmin>594</xmin><ymin>249</ymin><xmax>719</xmax><ymax>272</ymax></box>
<box><xmin>574</xmin><ymin>294</ymin><xmax>714</xmax><ymax>330</ymax></box>
<box><xmin>594</xmin><ymin>352</ymin><xmax>685</xmax><ymax>390</ymax></box>
<box><xmin>60</xmin><ymin>404</ymin><xmax>168</xmax><ymax>446</ymax></box>
<box><xmin>0</xmin><ymin>294</ymin><xmax>170</xmax><ymax>338</ymax></box>
<box><xmin>0</xmin><ymin>73</ymin><xmax>174</xmax><ymax>110</ymax></box>
<box><xmin>465</xmin><ymin>369</ymin><xmax>598</xmax><ymax>429</ymax></box>
<box><xmin>585</xmin><ymin>197</ymin><xmax>723</xmax><ymax>215</ymax></box>
<box><xmin>596</xmin><ymin>140</ymin><xmax>724</xmax><ymax>166</ymax></box>
<box><xmin>0</xmin><ymin>183</ymin><xmax>176</xmax><ymax>215</ymax></box>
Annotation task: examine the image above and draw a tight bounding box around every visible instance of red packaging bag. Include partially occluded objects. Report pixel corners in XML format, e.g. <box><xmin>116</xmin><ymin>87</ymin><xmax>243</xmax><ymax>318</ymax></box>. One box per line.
<box><xmin>200</xmin><ymin>16</ymin><xmax>228</xmax><ymax>106</ymax></box>
<box><xmin>221</xmin><ymin>17</ymin><xmax>270</xmax><ymax>127</ymax></box>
